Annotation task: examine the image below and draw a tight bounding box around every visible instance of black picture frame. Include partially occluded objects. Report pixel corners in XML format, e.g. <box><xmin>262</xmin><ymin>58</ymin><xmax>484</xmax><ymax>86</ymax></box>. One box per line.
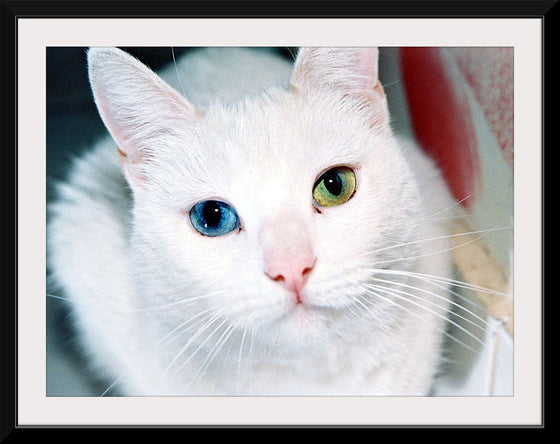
<box><xmin>4</xmin><ymin>0</ymin><xmax>554</xmax><ymax>435</ymax></box>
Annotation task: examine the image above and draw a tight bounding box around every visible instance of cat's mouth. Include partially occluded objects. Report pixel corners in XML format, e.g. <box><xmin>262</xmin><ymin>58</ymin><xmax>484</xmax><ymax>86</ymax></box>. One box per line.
<box><xmin>272</xmin><ymin>298</ymin><xmax>336</xmax><ymax>334</ymax></box>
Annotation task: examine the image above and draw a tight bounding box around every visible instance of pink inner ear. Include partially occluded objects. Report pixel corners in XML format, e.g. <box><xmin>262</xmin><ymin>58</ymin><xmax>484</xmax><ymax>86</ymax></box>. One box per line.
<box><xmin>117</xmin><ymin>147</ymin><xmax>147</xmax><ymax>186</ymax></box>
<box><xmin>355</xmin><ymin>47</ymin><xmax>379</xmax><ymax>85</ymax></box>
<box><xmin>94</xmin><ymin>91</ymin><xmax>147</xmax><ymax>186</ymax></box>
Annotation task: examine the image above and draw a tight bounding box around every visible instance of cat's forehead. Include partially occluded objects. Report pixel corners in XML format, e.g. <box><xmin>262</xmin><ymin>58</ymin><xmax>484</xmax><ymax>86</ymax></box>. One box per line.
<box><xmin>152</xmin><ymin>90</ymin><xmax>386</xmax><ymax>210</ymax></box>
<box><xmin>201</xmin><ymin>92</ymin><xmax>372</xmax><ymax>168</ymax></box>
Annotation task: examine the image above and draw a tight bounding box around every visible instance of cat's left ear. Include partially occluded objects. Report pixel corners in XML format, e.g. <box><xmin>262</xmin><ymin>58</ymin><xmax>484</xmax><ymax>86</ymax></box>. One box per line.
<box><xmin>290</xmin><ymin>47</ymin><xmax>387</xmax><ymax>119</ymax></box>
<box><xmin>88</xmin><ymin>47</ymin><xmax>199</xmax><ymax>187</ymax></box>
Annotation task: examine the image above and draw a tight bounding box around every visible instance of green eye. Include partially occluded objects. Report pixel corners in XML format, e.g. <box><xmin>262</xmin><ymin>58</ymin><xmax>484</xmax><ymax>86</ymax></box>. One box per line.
<box><xmin>313</xmin><ymin>166</ymin><xmax>356</xmax><ymax>207</ymax></box>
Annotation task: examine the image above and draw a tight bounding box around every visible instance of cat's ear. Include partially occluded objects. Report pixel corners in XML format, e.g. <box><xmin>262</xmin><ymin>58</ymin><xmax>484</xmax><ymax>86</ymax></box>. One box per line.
<box><xmin>290</xmin><ymin>47</ymin><xmax>387</xmax><ymax>119</ymax></box>
<box><xmin>88</xmin><ymin>47</ymin><xmax>199</xmax><ymax>187</ymax></box>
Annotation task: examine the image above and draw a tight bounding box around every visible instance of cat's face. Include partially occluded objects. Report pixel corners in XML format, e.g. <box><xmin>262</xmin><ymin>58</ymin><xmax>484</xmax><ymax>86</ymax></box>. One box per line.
<box><xmin>88</xmin><ymin>47</ymin><xmax>422</xmax><ymax>350</ymax></box>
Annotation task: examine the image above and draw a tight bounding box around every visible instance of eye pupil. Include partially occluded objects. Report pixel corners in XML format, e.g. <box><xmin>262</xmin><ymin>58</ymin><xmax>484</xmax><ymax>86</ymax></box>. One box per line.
<box><xmin>202</xmin><ymin>201</ymin><xmax>222</xmax><ymax>227</ymax></box>
<box><xmin>323</xmin><ymin>171</ymin><xmax>343</xmax><ymax>196</ymax></box>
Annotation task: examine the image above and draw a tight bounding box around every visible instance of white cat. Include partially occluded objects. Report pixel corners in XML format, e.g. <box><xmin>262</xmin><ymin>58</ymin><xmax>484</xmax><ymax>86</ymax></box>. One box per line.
<box><xmin>47</xmin><ymin>47</ymin><xmax>456</xmax><ymax>396</ymax></box>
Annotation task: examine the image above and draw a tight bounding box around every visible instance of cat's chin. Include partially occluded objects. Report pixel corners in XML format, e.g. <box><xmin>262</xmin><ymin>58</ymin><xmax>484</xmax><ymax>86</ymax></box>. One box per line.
<box><xmin>264</xmin><ymin>302</ymin><xmax>334</xmax><ymax>349</ymax></box>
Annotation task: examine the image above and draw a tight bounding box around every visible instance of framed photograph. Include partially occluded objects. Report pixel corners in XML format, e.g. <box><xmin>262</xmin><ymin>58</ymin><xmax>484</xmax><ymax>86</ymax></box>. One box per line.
<box><xmin>5</xmin><ymin>0</ymin><xmax>549</xmax><ymax>432</ymax></box>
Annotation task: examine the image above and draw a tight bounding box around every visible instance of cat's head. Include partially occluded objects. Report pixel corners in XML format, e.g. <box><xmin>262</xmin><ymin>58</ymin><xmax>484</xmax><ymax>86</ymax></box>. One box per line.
<box><xmin>88</xmin><ymin>47</ymin><xmax>421</xmax><ymax>350</ymax></box>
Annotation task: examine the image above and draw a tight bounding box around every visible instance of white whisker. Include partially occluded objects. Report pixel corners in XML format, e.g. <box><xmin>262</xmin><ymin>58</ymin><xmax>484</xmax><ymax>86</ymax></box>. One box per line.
<box><xmin>369</xmin><ymin>268</ymin><xmax>509</xmax><ymax>297</ymax></box>
<box><xmin>425</xmin><ymin>214</ymin><xmax>475</xmax><ymax>221</ymax></box>
<box><xmin>97</xmin><ymin>308</ymin><xmax>215</xmax><ymax>396</ymax></box>
<box><xmin>171</xmin><ymin>47</ymin><xmax>186</xmax><ymax>97</ymax></box>
<box><xmin>369</xmin><ymin>226</ymin><xmax>511</xmax><ymax>267</ymax></box>
<box><xmin>365</xmin><ymin>284</ymin><xmax>488</xmax><ymax>351</ymax></box>
<box><xmin>173</xmin><ymin>316</ymin><xmax>229</xmax><ymax>374</ymax></box>
<box><xmin>46</xmin><ymin>290</ymin><xmax>224</xmax><ymax>313</ymax></box>
<box><xmin>153</xmin><ymin>307</ymin><xmax>214</xmax><ymax>351</ymax></box>
<box><xmin>99</xmin><ymin>376</ymin><xmax>122</xmax><ymax>397</ymax></box>
<box><xmin>185</xmin><ymin>322</ymin><xmax>237</xmax><ymax>392</ymax></box>
<box><xmin>237</xmin><ymin>327</ymin><xmax>248</xmax><ymax>395</ymax></box>
<box><xmin>361</xmin><ymin>289</ymin><xmax>479</xmax><ymax>354</ymax></box>
<box><xmin>423</xmin><ymin>277</ymin><xmax>487</xmax><ymax>312</ymax></box>
<box><xmin>369</xmin><ymin>276</ymin><xmax>490</xmax><ymax>330</ymax></box>
<box><xmin>351</xmin><ymin>296</ymin><xmax>387</xmax><ymax>324</ymax></box>
<box><xmin>165</xmin><ymin>313</ymin><xmax>221</xmax><ymax>373</ymax></box>
<box><xmin>421</xmin><ymin>193</ymin><xmax>474</xmax><ymax>218</ymax></box>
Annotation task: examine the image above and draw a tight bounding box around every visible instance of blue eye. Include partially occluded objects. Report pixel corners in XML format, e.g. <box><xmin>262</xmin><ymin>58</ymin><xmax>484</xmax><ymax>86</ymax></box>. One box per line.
<box><xmin>189</xmin><ymin>200</ymin><xmax>240</xmax><ymax>237</ymax></box>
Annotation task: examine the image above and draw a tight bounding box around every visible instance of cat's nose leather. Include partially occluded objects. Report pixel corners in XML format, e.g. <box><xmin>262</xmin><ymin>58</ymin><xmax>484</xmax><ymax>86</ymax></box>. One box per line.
<box><xmin>264</xmin><ymin>253</ymin><xmax>316</xmax><ymax>304</ymax></box>
<box><xmin>260</xmin><ymin>212</ymin><xmax>316</xmax><ymax>303</ymax></box>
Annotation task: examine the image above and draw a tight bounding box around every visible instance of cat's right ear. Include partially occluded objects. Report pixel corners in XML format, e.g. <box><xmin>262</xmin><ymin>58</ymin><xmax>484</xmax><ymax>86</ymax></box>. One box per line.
<box><xmin>87</xmin><ymin>47</ymin><xmax>199</xmax><ymax>187</ymax></box>
<box><xmin>289</xmin><ymin>47</ymin><xmax>388</xmax><ymax>126</ymax></box>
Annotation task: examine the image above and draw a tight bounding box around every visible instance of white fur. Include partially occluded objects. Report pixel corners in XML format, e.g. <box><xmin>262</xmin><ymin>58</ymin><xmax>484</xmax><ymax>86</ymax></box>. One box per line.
<box><xmin>48</xmin><ymin>47</ymin><xmax>454</xmax><ymax>395</ymax></box>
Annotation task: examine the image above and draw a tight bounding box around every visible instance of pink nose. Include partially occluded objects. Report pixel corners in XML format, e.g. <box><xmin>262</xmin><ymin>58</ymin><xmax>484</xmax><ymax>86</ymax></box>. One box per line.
<box><xmin>265</xmin><ymin>254</ymin><xmax>316</xmax><ymax>304</ymax></box>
